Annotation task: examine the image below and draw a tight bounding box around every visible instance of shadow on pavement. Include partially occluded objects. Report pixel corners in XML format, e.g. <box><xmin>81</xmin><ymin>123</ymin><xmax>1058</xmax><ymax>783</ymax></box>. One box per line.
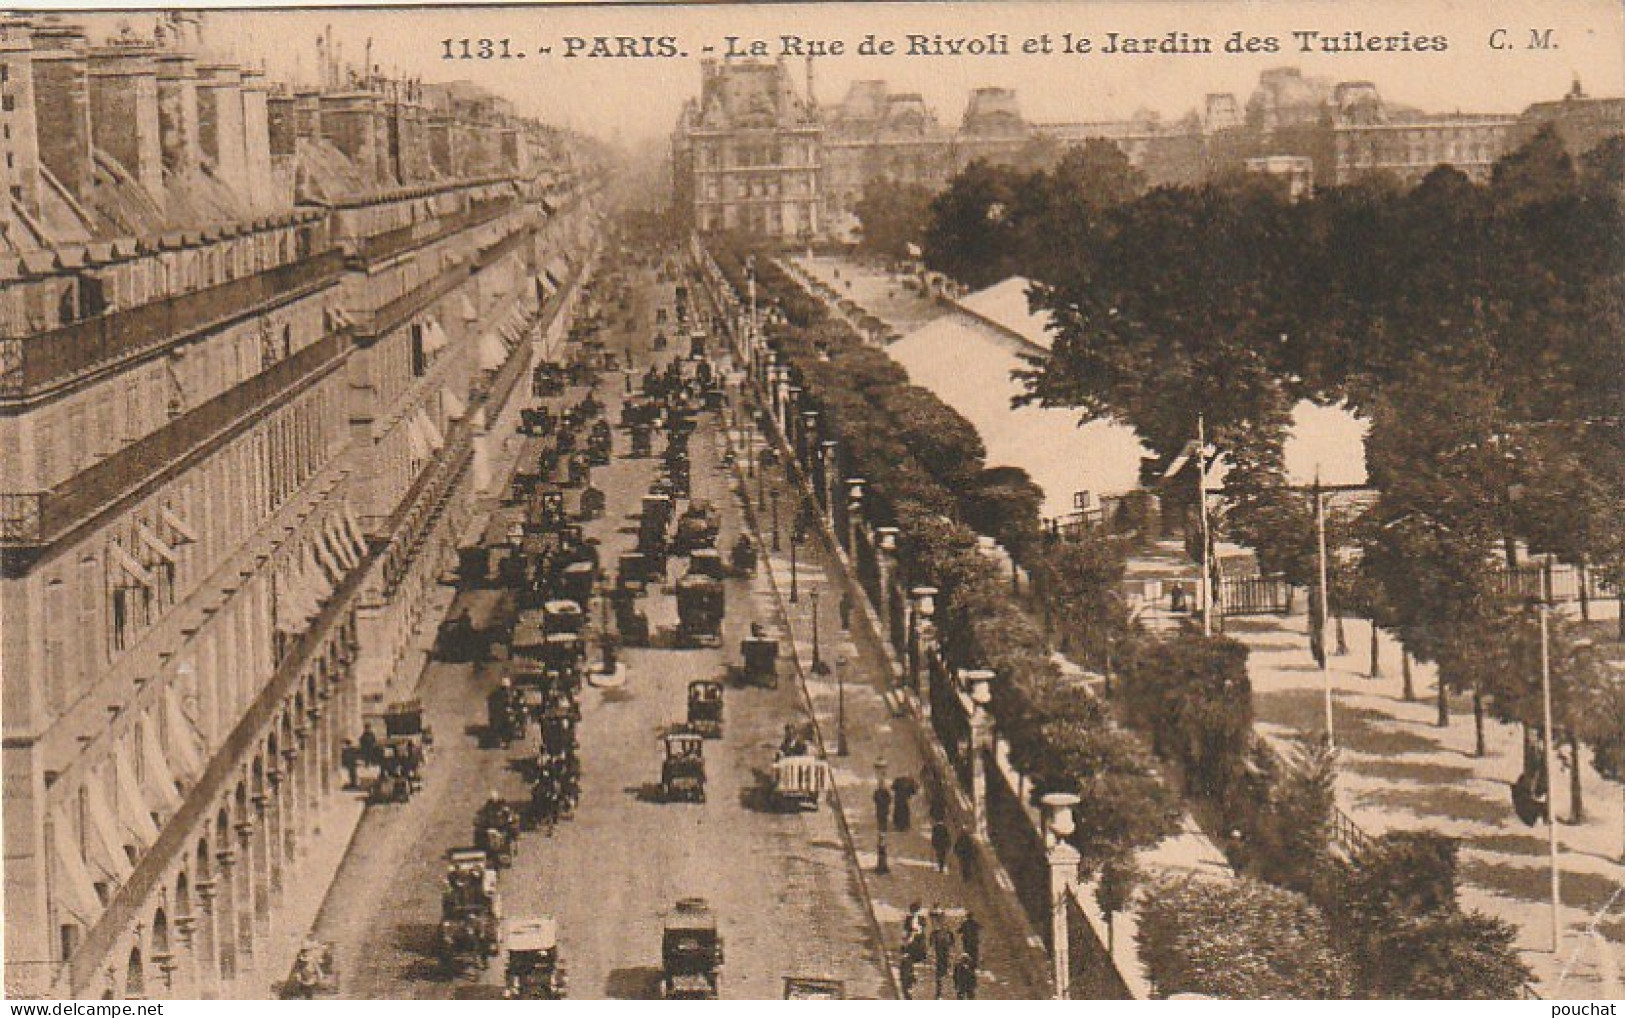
<box><xmin>605</xmin><ymin>965</ymin><xmax>665</xmax><ymax>999</ymax></box>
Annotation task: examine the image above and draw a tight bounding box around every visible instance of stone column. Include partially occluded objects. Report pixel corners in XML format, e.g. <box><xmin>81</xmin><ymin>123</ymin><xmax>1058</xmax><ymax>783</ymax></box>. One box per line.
<box><xmin>966</xmin><ymin>669</ymin><xmax>996</xmax><ymax>841</ymax></box>
<box><xmin>798</xmin><ymin>407</ymin><xmax>817</xmax><ymax>471</ymax></box>
<box><xmin>1042</xmin><ymin>792</ymin><xmax>1082</xmax><ymax>1001</ymax></box>
<box><xmin>230</xmin><ymin>820</ymin><xmax>256</xmax><ymax>987</ymax></box>
<box><xmin>875</xmin><ymin>526</ymin><xmax>899</xmax><ymax>650</ymax></box>
<box><xmin>264</xmin><ymin>767</ymin><xmax>286</xmax><ymax>899</ymax></box>
<box><xmin>250</xmin><ymin>794</ymin><xmax>272</xmax><ymax>940</ymax></box>
<box><xmin>211</xmin><ymin>852</ymin><xmax>237</xmax><ymax>987</ymax></box>
<box><xmin>845</xmin><ymin>478</ymin><xmax>865</xmax><ymax>556</ymax></box>
<box><xmin>820</xmin><ymin>440</ymin><xmax>839</xmax><ymax>519</ymax></box>
<box><xmin>909</xmin><ymin>586</ymin><xmax>938</xmax><ymax>701</ymax></box>
<box><xmin>173</xmin><ymin>911</ymin><xmax>201</xmax><ymax>999</ymax></box>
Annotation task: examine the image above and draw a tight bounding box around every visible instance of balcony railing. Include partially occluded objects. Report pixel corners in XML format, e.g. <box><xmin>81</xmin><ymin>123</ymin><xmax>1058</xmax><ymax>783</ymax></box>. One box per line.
<box><xmin>1</xmin><ymin>331</ymin><xmax>347</xmax><ymax>548</ymax></box>
<box><xmin>0</xmin><ymin>250</ymin><xmax>345</xmax><ymax>397</ymax></box>
<box><xmin>350</xmin><ymin>196</ymin><xmax>520</xmax><ymax>266</ymax></box>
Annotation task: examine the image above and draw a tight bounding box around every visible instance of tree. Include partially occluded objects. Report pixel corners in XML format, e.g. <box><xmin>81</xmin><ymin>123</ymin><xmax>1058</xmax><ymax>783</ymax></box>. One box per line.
<box><xmin>852</xmin><ymin>176</ymin><xmax>936</xmax><ymax>261</ymax></box>
<box><xmin>961</xmin><ymin>466</ymin><xmax>1044</xmax><ymax>564</ymax></box>
<box><xmin>1229</xmin><ymin>737</ymin><xmax>1339</xmax><ymax>898</ymax></box>
<box><xmin>1034</xmin><ymin>529</ymin><xmax>1129</xmax><ymax>665</ymax></box>
<box><xmin>1329</xmin><ymin>831</ymin><xmax>1531</xmax><ymax>999</ymax></box>
<box><xmin>922</xmin><ymin>159</ymin><xmax>1028</xmax><ymax>289</ymax></box>
<box><xmin>1578</xmin><ymin>676</ymin><xmax>1625</xmax><ymax>860</ymax></box>
<box><xmin>1137</xmin><ymin>874</ymin><xmax>1350</xmax><ymax>999</ymax></box>
<box><xmin>1120</xmin><ymin>634</ymin><xmax>1253</xmax><ymax>798</ymax></box>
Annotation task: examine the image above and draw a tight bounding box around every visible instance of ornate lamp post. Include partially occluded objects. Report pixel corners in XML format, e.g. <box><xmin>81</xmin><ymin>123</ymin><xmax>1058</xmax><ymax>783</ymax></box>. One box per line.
<box><xmin>835</xmin><ymin>654</ymin><xmax>849</xmax><ymax>757</ymax></box>
<box><xmin>788</xmin><ymin>504</ymin><xmax>800</xmax><ymax>603</ymax></box>
<box><xmin>1042</xmin><ymin>792</ymin><xmax>1082</xmax><ymax>1000</ymax></box>
<box><xmin>770</xmin><ymin>489</ymin><xmax>781</xmax><ymax>553</ymax></box>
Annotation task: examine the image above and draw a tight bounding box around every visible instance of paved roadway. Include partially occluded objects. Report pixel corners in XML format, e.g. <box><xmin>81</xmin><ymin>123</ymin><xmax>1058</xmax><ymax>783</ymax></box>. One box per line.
<box><xmin>305</xmin><ymin>262</ymin><xmax>891</xmax><ymax>999</ymax></box>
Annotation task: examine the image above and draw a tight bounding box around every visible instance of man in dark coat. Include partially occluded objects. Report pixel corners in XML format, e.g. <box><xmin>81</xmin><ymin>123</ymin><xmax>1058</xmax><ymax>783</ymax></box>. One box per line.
<box><xmin>930</xmin><ymin>820</ymin><xmax>953</xmax><ymax>873</ymax></box>
<box><xmin>873</xmin><ymin>782</ymin><xmax>892</xmax><ymax>833</ymax></box>
<box><xmin>959</xmin><ymin>912</ymin><xmax>982</xmax><ymax>969</ymax></box>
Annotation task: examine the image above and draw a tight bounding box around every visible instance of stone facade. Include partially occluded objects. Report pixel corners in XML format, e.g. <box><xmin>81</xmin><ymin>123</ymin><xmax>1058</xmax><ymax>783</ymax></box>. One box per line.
<box><xmin>0</xmin><ymin>13</ymin><xmax>602</xmax><ymax>1000</ymax></box>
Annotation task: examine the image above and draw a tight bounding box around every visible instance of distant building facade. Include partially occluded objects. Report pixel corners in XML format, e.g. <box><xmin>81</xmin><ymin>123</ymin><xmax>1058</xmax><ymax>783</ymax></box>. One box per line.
<box><xmin>675</xmin><ymin>62</ymin><xmax>1625</xmax><ymax>242</ymax></box>
<box><xmin>0</xmin><ymin>13</ymin><xmax>602</xmax><ymax>999</ymax></box>
<box><xmin>672</xmin><ymin>58</ymin><xmax>823</xmax><ymax>239</ymax></box>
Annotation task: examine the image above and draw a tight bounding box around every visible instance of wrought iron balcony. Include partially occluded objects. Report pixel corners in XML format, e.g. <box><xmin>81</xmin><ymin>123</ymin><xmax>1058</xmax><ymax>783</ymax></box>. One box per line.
<box><xmin>1</xmin><ymin>331</ymin><xmax>347</xmax><ymax>550</ymax></box>
<box><xmin>349</xmin><ymin>195</ymin><xmax>520</xmax><ymax>266</ymax></box>
<box><xmin>0</xmin><ymin>250</ymin><xmax>345</xmax><ymax>398</ymax></box>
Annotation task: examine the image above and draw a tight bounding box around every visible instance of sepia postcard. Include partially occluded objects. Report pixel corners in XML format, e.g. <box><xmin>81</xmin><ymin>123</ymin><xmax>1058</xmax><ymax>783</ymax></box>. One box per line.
<box><xmin>0</xmin><ymin>0</ymin><xmax>1621</xmax><ymax>1002</ymax></box>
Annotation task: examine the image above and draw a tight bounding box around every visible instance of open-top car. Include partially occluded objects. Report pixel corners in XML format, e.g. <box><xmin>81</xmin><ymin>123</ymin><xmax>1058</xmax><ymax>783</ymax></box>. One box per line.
<box><xmin>659</xmin><ymin>730</ymin><xmax>706</xmax><ymax>803</ymax></box>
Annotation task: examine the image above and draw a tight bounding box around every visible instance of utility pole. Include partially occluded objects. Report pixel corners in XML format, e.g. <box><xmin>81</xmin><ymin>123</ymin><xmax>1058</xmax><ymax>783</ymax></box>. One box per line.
<box><xmin>1196</xmin><ymin>414</ymin><xmax>1213</xmax><ymax>637</ymax></box>
<box><xmin>1540</xmin><ymin>606</ymin><xmax>1564</xmax><ymax>953</ymax></box>
<box><xmin>1315</xmin><ymin>469</ymin><xmax>1334</xmax><ymax>748</ymax></box>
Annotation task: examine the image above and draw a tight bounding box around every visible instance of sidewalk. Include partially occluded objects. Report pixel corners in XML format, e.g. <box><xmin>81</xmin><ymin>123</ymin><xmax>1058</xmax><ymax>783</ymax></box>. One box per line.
<box><xmin>1227</xmin><ymin>608</ymin><xmax>1624</xmax><ymax>998</ymax></box>
<box><xmin>734</xmin><ymin>447</ymin><xmax>1050</xmax><ymax>1000</ymax></box>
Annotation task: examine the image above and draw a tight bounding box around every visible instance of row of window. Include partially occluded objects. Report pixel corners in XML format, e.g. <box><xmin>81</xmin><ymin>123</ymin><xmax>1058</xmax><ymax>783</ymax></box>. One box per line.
<box><xmin>0</xmin><ymin>222</ymin><xmax>325</xmax><ymax>338</ymax></box>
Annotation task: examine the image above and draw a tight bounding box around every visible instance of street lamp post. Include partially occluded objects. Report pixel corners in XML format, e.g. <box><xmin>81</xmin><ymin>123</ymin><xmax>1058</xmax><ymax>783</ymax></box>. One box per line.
<box><xmin>770</xmin><ymin>489</ymin><xmax>781</xmax><ymax>553</ymax></box>
<box><xmin>789</xmin><ymin>511</ymin><xmax>800</xmax><ymax>603</ymax></box>
<box><xmin>874</xmin><ymin>757</ymin><xmax>890</xmax><ymax>874</ymax></box>
<box><xmin>835</xmin><ymin>655</ymin><xmax>849</xmax><ymax>757</ymax></box>
<box><xmin>810</xmin><ymin>588</ymin><xmax>822</xmax><ymax>670</ymax></box>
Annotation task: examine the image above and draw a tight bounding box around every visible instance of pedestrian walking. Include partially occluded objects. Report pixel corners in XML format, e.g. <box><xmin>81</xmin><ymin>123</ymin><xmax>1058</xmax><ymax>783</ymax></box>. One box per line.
<box><xmin>341</xmin><ymin>739</ymin><xmax>359</xmax><ymax>789</ymax></box>
<box><xmin>873</xmin><ymin>782</ymin><xmax>892</xmax><ymax>833</ymax></box>
<box><xmin>839</xmin><ymin>593</ymin><xmax>852</xmax><ymax>631</ymax></box>
<box><xmin>898</xmin><ymin>945</ymin><xmax>916</xmax><ymax>1000</ymax></box>
<box><xmin>929</xmin><ymin>907</ymin><xmax>955</xmax><ymax>998</ymax></box>
<box><xmin>891</xmin><ymin>774</ymin><xmax>917</xmax><ymax>832</ymax></box>
<box><xmin>952</xmin><ymin>952</ymin><xmax>978</xmax><ymax>999</ymax></box>
<box><xmin>927</xmin><ymin>775</ymin><xmax>946</xmax><ymax>825</ymax></box>
<box><xmin>953</xmin><ymin>832</ymin><xmax>976</xmax><ymax>879</ymax></box>
<box><xmin>959</xmin><ymin>911</ymin><xmax>982</xmax><ymax>969</ymax></box>
<box><xmin>931</xmin><ymin>820</ymin><xmax>952</xmax><ymax>873</ymax></box>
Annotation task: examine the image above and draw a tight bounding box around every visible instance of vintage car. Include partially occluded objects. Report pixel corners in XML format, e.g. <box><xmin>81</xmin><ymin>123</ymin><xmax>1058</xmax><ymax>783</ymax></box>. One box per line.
<box><xmin>659</xmin><ymin>730</ymin><xmax>706</xmax><ymax>804</ymax></box>
<box><xmin>630</xmin><ymin>422</ymin><xmax>654</xmax><ymax>459</ymax></box>
<box><xmin>686</xmin><ymin>680</ymin><xmax>724</xmax><ymax>739</ymax></box>
<box><xmin>675</xmin><ymin>574</ymin><xmax>724</xmax><ymax>648</ymax></box>
<box><xmin>688</xmin><ymin>548</ymin><xmax>726</xmax><ymax>581</ymax></box>
<box><xmin>369</xmin><ymin>701</ymin><xmax>431</xmax><ymax>802</ymax></box>
<box><xmin>486</xmin><ymin>683</ymin><xmax>527</xmax><ymax>748</ymax></box>
<box><xmin>672</xmin><ymin>501</ymin><xmax>721</xmax><ymax>556</ymax></box>
<box><xmin>771</xmin><ymin>753</ymin><xmax>832</xmax><ymax>812</ymax></box>
<box><xmin>662</xmin><ymin>898</ymin><xmax>722</xmax><ymax>999</ymax></box>
<box><xmin>740</xmin><ymin>634</ymin><xmax>780</xmax><ymax>689</ymax></box>
<box><xmin>504</xmin><ymin>917</ymin><xmax>566</xmax><ymax>999</ymax></box>
<box><xmin>440</xmin><ymin>849</ymin><xmax>500</xmax><ymax>975</ymax></box>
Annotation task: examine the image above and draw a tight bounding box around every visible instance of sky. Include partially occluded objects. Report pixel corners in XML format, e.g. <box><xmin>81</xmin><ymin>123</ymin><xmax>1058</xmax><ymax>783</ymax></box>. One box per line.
<box><xmin>65</xmin><ymin>0</ymin><xmax>1625</xmax><ymax>149</ymax></box>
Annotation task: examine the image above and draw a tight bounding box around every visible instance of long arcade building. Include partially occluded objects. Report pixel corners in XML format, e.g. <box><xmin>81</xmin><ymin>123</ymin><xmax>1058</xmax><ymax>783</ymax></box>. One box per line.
<box><xmin>0</xmin><ymin>16</ymin><xmax>605</xmax><ymax>999</ymax></box>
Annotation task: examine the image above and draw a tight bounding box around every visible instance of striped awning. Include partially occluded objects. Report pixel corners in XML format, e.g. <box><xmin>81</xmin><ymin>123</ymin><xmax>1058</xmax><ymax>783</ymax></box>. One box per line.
<box><xmin>114</xmin><ymin>744</ymin><xmax>159</xmax><ymax>846</ymax></box>
<box><xmin>443</xmin><ymin>387</ymin><xmax>467</xmax><ymax>420</ymax></box>
<box><xmin>479</xmin><ymin>330</ymin><xmax>507</xmax><ymax>371</ymax></box>
<box><xmin>83</xmin><ymin>778</ymin><xmax>133</xmax><ymax>883</ymax></box>
<box><xmin>50</xmin><ymin>810</ymin><xmax>105</xmax><ymax>924</ymax></box>
<box><xmin>342</xmin><ymin>506</ymin><xmax>369</xmax><ymax>562</ymax></box>
<box><xmin>164</xmin><ymin>684</ymin><xmax>205</xmax><ymax>782</ymax></box>
<box><xmin>405</xmin><ymin>412</ymin><xmax>430</xmax><ymax>461</ymax></box>
<box><xmin>418</xmin><ymin>407</ymin><xmax>444</xmax><ymax>450</ymax></box>
<box><xmin>139</xmin><ymin>712</ymin><xmax>183</xmax><ymax>812</ymax></box>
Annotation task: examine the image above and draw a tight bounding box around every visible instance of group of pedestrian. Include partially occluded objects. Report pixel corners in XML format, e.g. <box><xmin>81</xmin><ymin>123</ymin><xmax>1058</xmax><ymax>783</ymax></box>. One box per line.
<box><xmin>872</xmin><ymin>773</ymin><xmax>918</xmax><ymax>833</ymax></box>
<box><xmin>898</xmin><ymin>903</ymin><xmax>981</xmax><ymax>999</ymax></box>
